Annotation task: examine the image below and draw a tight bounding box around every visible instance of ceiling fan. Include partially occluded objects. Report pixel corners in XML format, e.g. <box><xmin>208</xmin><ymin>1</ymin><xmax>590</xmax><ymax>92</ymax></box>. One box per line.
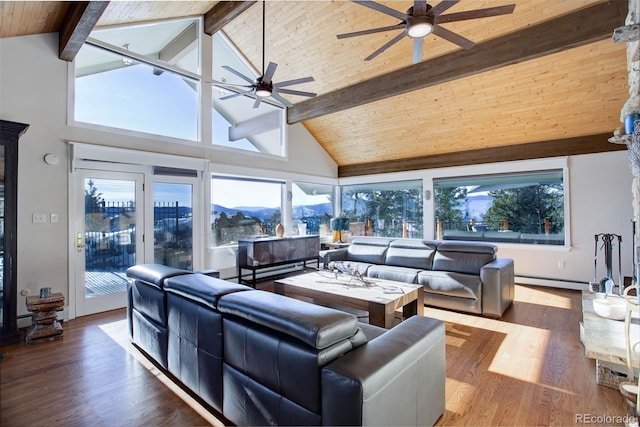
<box><xmin>336</xmin><ymin>0</ymin><xmax>516</xmax><ymax>64</ymax></box>
<box><xmin>213</xmin><ymin>1</ymin><xmax>316</xmax><ymax>109</ymax></box>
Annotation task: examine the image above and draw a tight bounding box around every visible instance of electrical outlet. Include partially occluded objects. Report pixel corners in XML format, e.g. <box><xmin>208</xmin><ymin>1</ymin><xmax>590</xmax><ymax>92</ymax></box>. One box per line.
<box><xmin>50</xmin><ymin>213</ymin><xmax>59</xmax><ymax>223</ymax></box>
<box><xmin>557</xmin><ymin>260</ymin><xmax>565</xmax><ymax>269</ymax></box>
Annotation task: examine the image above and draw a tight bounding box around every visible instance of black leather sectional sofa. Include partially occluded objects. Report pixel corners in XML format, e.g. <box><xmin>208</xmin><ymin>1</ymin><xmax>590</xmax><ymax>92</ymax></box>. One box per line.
<box><xmin>126</xmin><ymin>263</ymin><xmax>446</xmax><ymax>426</ymax></box>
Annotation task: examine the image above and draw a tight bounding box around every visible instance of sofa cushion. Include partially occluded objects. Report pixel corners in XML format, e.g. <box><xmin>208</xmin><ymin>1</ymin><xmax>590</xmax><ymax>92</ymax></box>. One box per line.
<box><xmin>385</xmin><ymin>239</ymin><xmax>439</xmax><ymax>269</ymax></box>
<box><xmin>432</xmin><ymin>241</ymin><xmax>497</xmax><ymax>275</ymax></box>
<box><xmin>126</xmin><ymin>263</ymin><xmax>191</xmax><ymax>288</ymax></box>
<box><xmin>346</xmin><ymin>237</ymin><xmax>393</xmax><ymax>264</ymax></box>
<box><xmin>367</xmin><ymin>265</ymin><xmax>420</xmax><ymax>283</ymax></box>
<box><xmin>164</xmin><ymin>273</ymin><xmax>251</xmax><ymax>309</ymax></box>
<box><xmin>223</xmin><ymin>316</ymin><xmax>357</xmax><ymax>419</ymax></box>
<box><xmin>130</xmin><ymin>279</ymin><xmax>167</xmax><ymax>327</ymax></box>
<box><xmin>418</xmin><ymin>271</ymin><xmax>481</xmax><ymax>301</ymax></box>
<box><xmin>437</xmin><ymin>241</ymin><xmax>497</xmax><ymax>255</ymax></box>
<box><xmin>217</xmin><ymin>290</ymin><xmax>360</xmax><ymax>349</ymax></box>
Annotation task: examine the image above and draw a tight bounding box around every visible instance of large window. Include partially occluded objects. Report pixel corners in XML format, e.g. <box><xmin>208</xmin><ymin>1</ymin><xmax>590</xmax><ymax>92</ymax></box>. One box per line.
<box><xmin>74</xmin><ymin>18</ymin><xmax>200</xmax><ymax>141</ymax></box>
<box><xmin>211</xmin><ymin>177</ymin><xmax>283</xmax><ymax>246</ymax></box>
<box><xmin>292</xmin><ymin>182</ymin><xmax>333</xmax><ymax>237</ymax></box>
<box><xmin>434</xmin><ymin>170</ymin><xmax>565</xmax><ymax>245</ymax></box>
<box><xmin>341</xmin><ymin>180</ymin><xmax>423</xmax><ymax>238</ymax></box>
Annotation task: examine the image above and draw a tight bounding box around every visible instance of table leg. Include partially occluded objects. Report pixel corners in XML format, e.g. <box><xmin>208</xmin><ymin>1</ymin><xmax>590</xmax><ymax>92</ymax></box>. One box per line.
<box><xmin>274</xmin><ymin>282</ymin><xmax>285</xmax><ymax>295</ymax></box>
<box><xmin>369</xmin><ymin>301</ymin><xmax>395</xmax><ymax>329</ymax></box>
<box><xmin>403</xmin><ymin>300</ymin><xmax>418</xmax><ymax>318</ymax></box>
<box><xmin>401</xmin><ymin>291</ymin><xmax>424</xmax><ymax>319</ymax></box>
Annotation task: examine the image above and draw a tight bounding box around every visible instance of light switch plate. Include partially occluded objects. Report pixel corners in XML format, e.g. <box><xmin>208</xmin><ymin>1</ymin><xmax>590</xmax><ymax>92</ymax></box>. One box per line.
<box><xmin>32</xmin><ymin>213</ymin><xmax>46</xmax><ymax>224</ymax></box>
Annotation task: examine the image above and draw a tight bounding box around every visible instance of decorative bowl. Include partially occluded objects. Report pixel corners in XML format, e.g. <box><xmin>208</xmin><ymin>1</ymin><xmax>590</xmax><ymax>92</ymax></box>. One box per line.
<box><xmin>592</xmin><ymin>296</ymin><xmax>627</xmax><ymax>320</ymax></box>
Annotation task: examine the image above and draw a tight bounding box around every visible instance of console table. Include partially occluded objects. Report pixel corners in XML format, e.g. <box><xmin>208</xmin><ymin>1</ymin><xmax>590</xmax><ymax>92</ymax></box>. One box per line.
<box><xmin>580</xmin><ymin>291</ymin><xmax>639</xmax><ymax>387</ymax></box>
<box><xmin>237</xmin><ymin>235</ymin><xmax>320</xmax><ymax>287</ymax></box>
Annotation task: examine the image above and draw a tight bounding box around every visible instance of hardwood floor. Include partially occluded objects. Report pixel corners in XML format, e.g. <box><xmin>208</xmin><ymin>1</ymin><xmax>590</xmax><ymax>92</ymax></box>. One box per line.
<box><xmin>0</xmin><ymin>285</ymin><xmax>631</xmax><ymax>426</ymax></box>
<box><xmin>431</xmin><ymin>285</ymin><xmax>629</xmax><ymax>426</ymax></box>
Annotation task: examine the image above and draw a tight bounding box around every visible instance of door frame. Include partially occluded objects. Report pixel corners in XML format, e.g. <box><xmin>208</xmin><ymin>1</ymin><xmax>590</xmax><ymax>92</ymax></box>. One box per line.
<box><xmin>68</xmin><ymin>143</ymin><xmax>208</xmax><ymax>320</ymax></box>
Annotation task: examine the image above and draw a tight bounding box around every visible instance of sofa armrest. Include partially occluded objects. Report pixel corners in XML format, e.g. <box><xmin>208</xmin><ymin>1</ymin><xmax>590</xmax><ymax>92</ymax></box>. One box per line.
<box><xmin>321</xmin><ymin>316</ymin><xmax>445</xmax><ymax>426</ymax></box>
<box><xmin>318</xmin><ymin>247</ymin><xmax>349</xmax><ymax>268</ymax></box>
<box><xmin>480</xmin><ymin>258</ymin><xmax>515</xmax><ymax>318</ymax></box>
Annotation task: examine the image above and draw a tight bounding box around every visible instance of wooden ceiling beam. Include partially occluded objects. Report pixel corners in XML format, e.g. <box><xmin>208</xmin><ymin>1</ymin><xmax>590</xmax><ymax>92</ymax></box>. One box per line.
<box><xmin>204</xmin><ymin>1</ymin><xmax>257</xmax><ymax>35</ymax></box>
<box><xmin>288</xmin><ymin>1</ymin><xmax>627</xmax><ymax>124</ymax></box>
<box><xmin>338</xmin><ymin>133</ymin><xmax>627</xmax><ymax>177</ymax></box>
<box><xmin>59</xmin><ymin>1</ymin><xmax>109</xmax><ymax>62</ymax></box>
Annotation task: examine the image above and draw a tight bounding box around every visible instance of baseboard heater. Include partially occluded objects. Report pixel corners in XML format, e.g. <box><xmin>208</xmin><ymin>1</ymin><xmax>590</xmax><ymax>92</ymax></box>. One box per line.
<box><xmin>515</xmin><ymin>276</ymin><xmax>588</xmax><ymax>291</ymax></box>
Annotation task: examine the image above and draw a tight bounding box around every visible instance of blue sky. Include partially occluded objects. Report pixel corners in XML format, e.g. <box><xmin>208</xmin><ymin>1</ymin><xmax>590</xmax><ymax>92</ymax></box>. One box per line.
<box><xmin>75</xmin><ymin>63</ymin><xmax>198</xmax><ymax>141</ymax></box>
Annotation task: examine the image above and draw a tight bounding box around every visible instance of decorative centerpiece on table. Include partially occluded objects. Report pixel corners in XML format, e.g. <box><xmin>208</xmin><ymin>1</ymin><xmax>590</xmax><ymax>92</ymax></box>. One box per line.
<box><xmin>320</xmin><ymin>261</ymin><xmax>375</xmax><ymax>287</ymax></box>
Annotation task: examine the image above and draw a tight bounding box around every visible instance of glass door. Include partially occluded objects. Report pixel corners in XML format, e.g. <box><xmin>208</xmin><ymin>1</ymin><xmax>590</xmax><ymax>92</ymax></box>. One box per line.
<box><xmin>153</xmin><ymin>181</ymin><xmax>194</xmax><ymax>270</ymax></box>
<box><xmin>74</xmin><ymin>170</ymin><xmax>144</xmax><ymax>316</ymax></box>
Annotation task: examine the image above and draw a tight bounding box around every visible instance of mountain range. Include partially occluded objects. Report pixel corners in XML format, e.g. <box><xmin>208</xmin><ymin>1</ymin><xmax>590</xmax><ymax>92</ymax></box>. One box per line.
<box><xmin>212</xmin><ymin>203</ymin><xmax>332</xmax><ymax>220</ymax></box>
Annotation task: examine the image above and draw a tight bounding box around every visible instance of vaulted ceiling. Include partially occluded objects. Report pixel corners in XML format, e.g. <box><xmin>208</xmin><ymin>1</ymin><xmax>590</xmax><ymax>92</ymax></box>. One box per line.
<box><xmin>0</xmin><ymin>1</ymin><xmax>631</xmax><ymax>176</ymax></box>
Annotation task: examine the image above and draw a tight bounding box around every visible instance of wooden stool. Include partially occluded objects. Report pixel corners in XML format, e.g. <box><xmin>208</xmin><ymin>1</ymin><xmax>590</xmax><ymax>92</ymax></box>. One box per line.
<box><xmin>25</xmin><ymin>292</ymin><xmax>64</xmax><ymax>343</ymax></box>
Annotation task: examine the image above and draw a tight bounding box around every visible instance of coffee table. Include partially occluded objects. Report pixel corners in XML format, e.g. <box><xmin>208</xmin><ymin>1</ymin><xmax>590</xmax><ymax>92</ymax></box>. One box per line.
<box><xmin>274</xmin><ymin>271</ymin><xmax>423</xmax><ymax>329</ymax></box>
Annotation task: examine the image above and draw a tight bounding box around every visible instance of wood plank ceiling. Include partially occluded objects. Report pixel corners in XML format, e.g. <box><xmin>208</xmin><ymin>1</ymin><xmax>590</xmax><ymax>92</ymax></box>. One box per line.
<box><xmin>0</xmin><ymin>1</ymin><xmax>630</xmax><ymax>176</ymax></box>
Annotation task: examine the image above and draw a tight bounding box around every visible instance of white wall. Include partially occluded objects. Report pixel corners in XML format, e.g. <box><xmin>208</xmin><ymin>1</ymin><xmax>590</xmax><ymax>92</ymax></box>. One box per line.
<box><xmin>0</xmin><ymin>33</ymin><xmax>633</xmax><ymax>320</ymax></box>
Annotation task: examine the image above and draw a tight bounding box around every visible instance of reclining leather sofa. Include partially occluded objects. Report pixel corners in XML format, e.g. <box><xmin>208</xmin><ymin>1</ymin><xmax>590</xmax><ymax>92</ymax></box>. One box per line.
<box><xmin>126</xmin><ymin>263</ymin><xmax>446</xmax><ymax>426</ymax></box>
<box><xmin>320</xmin><ymin>237</ymin><xmax>514</xmax><ymax>318</ymax></box>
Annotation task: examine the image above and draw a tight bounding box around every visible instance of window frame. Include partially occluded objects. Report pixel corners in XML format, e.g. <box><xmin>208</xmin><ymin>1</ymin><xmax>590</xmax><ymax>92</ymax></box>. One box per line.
<box><xmin>340</xmin><ymin>179</ymin><xmax>424</xmax><ymax>239</ymax></box>
<box><xmin>69</xmin><ymin>17</ymin><xmax>204</xmax><ymax>143</ymax></box>
<box><xmin>426</xmin><ymin>157</ymin><xmax>571</xmax><ymax>248</ymax></box>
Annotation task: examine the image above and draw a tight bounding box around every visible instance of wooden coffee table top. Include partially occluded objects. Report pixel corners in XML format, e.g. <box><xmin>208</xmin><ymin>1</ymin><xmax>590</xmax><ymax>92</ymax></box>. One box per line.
<box><xmin>275</xmin><ymin>271</ymin><xmax>421</xmax><ymax>304</ymax></box>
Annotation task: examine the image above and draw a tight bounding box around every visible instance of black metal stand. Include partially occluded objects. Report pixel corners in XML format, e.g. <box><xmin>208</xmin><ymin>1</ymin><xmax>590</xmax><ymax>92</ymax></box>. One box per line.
<box><xmin>593</xmin><ymin>233</ymin><xmax>623</xmax><ymax>294</ymax></box>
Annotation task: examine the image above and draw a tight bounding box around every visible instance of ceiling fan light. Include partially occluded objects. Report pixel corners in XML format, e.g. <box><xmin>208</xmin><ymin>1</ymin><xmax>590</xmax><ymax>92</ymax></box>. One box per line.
<box><xmin>407</xmin><ymin>21</ymin><xmax>433</xmax><ymax>38</ymax></box>
<box><xmin>255</xmin><ymin>88</ymin><xmax>271</xmax><ymax>97</ymax></box>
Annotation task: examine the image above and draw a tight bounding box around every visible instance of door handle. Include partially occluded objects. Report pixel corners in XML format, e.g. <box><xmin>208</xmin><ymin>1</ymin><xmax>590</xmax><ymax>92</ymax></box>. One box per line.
<box><xmin>77</xmin><ymin>232</ymin><xmax>85</xmax><ymax>252</ymax></box>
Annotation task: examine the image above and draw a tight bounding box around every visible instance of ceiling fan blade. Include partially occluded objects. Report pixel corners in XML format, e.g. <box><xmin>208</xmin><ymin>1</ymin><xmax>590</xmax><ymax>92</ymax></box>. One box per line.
<box><xmin>219</xmin><ymin>90</ymin><xmax>254</xmax><ymax>101</ymax></box>
<box><xmin>352</xmin><ymin>1</ymin><xmax>407</xmax><ymax>21</ymax></box>
<box><xmin>337</xmin><ymin>24</ymin><xmax>406</xmax><ymax>39</ymax></box>
<box><xmin>203</xmin><ymin>80</ymin><xmax>251</xmax><ymax>89</ymax></box>
<box><xmin>429</xmin><ymin>0</ymin><xmax>460</xmax><ymax>17</ymax></box>
<box><xmin>276</xmin><ymin>88</ymin><xmax>317</xmax><ymax>98</ymax></box>
<box><xmin>412</xmin><ymin>37</ymin><xmax>423</xmax><ymax>64</ymax></box>
<box><xmin>209</xmin><ymin>82</ymin><xmax>253</xmax><ymax>90</ymax></box>
<box><xmin>274</xmin><ymin>76</ymin><xmax>315</xmax><ymax>88</ymax></box>
<box><xmin>222</xmin><ymin>65</ymin><xmax>255</xmax><ymax>84</ymax></box>
<box><xmin>413</xmin><ymin>0</ymin><xmax>427</xmax><ymax>16</ymax></box>
<box><xmin>262</xmin><ymin>62</ymin><xmax>278</xmax><ymax>85</ymax></box>
<box><xmin>365</xmin><ymin>31</ymin><xmax>406</xmax><ymax>61</ymax></box>
<box><xmin>437</xmin><ymin>5</ymin><xmax>515</xmax><ymax>24</ymax></box>
<box><xmin>270</xmin><ymin>92</ymin><xmax>294</xmax><ymax>108</ymax></box>
<box><xmin>432</xmin><ymin>25</ymin><xmax>475</xmax><ymax>49</ymax></box>
<box><xmin>253</xmin><ymin>97</ymin><xmax>262</xmax><ymax>109</ymax></box>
